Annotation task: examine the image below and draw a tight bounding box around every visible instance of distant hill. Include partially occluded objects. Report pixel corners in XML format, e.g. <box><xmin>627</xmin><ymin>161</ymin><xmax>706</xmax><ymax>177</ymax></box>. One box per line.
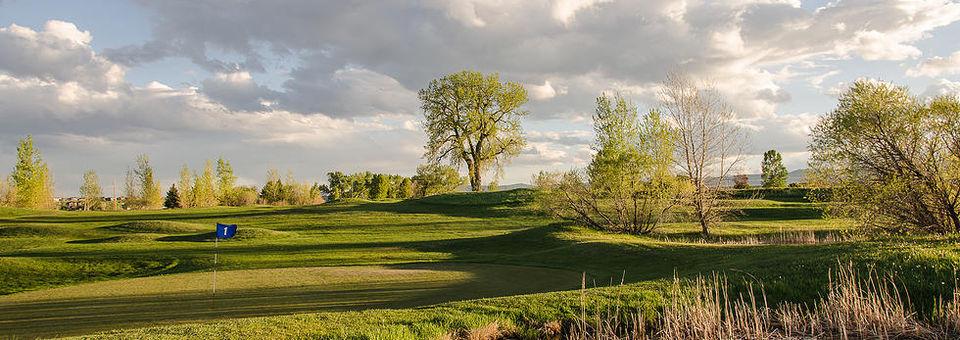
<box><xmin>723</xmin><ymin>168</ymin><xmax>808</xmax><ymax>186</ymax></box>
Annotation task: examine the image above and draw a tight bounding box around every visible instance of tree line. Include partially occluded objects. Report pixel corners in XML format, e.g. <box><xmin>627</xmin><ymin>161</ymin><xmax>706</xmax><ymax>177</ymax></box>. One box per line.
<box><xmin>0</xmin><ymin>138</ymin><xmax>466</xmax><ymax>211</ymax></box>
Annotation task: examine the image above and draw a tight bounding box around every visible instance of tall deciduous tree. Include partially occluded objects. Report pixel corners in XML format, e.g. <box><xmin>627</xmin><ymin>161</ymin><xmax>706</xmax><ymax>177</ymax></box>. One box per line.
<box><xmin>420</xmin><ymin>70</ymin><xmax>528</xmax><ymax>191</ymax></box>
<box><xmin>535</xmin><ymin>94</ymin><xmax>683</xmax><ymax>234</ymax></box>
<box><xmin>79</xmin><ymin>170</ymin><xmax>103</xmax><ymax>211</ymax></box>
<box><xmin>135</xmin><ymin>154</ymin><xmax>163</xmax><ymax>209</ymax></box>
<box><xmin>192</xmin><ymin>160</ymin><xmax>217</xmax><ymax>208</ymax></box>
<box><xmin>123</xmin><ymin>166</ymin><xmax>137</xmax><ymax>209</ymax></box>
<box><xmin>761</xmin><ymin>150</ymin><xmax>788</xmax><ymax>188</ymax></box>
<box><xmin>660</xmin><ymin>73</ymin><xmax>745</xmax><ymax>236</ymax></box>
<box><xmin>10</xmin><ymin>136</ymin><xmax>55</xmax><ymax>209</ymax></box>
<box><xmin>177</xmin><ymin>164</ymin><xmax>193</xmax><ymax>208</ymax></box>
<box><xmin>216</xmin><ymin>158</ymin><xmax>237</xmax><ymax>205</ymax></box>
<box><xmin>810</xmin><ymin>80</ymin><xmax>960</xmax><ymax>233</ymax></box>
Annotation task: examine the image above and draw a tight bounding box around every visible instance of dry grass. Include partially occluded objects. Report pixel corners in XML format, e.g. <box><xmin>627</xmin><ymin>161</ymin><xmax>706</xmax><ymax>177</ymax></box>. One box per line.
<box><xmin>569</xmin><ymin>262</ymin><xmax>960</xmax><ymax>339</ymax></box>
<box><xmin>653</xmin><ymin>230</ymin><xmax>858</xmax><ymax>245</ymax></box>
<box><xmin>441</xmin><ymin>321</ymin><xmax>512</xmax><ymax>340</ymax></box>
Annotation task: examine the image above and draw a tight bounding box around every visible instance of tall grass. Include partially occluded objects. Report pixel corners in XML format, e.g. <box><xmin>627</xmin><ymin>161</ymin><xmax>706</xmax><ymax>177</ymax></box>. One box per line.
<box><xmin>652</xmin><ymin>229</ymin><xmax>858</xmax><ymax>245</ymax></box>
<box><xmin>569</xmin><ymin>262</ymin><xmax>960</xmax><ymax>339</ymax></box>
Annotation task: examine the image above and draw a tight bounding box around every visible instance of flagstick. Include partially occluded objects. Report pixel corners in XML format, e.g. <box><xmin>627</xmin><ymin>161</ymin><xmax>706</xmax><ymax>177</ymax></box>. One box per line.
<box><xmin>213</xmin><ymin>235</ymin><xmax>218</xmax><ymax>295</ymax></box>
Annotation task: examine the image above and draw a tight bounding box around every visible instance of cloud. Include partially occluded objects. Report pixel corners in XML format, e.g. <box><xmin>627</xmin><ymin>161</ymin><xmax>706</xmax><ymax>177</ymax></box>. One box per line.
<box><xmin>0</xmin><ymin>20</ymin><xmax>425</xmax><ymax>195</ymax></box>
<box><xmin>921</xmin><ymin>78</ymin><xmax>960</xmax><ymax>98</ymax></box>
<box><xmin>201</xmin><ymin>71</ymin><xmax>279</xmax><ymax>111</ymax></box>
<box><xmin>0</xmin><ymin>20</ymin><xmax>123</xmax><ymax>89</ymax></box>
<box><xmin>552</xmin><ymin>0</ymin><xmax>613</xmax><ymax>25</ymax></box>
<box><xmin>527</xmin><ymin>80</ymin><xmax>567</xmax><ymax>101</ymax></box>
<box><xmin>4</xmin><ymin>0</ymin><xmax>960</xmax><ymax>191</ymax></box>
<box><xmin>908</xmin><ymin>51</ymin><xmax>960</xmax><ymax>77</ymax></box>
<box><xmin>106</xmin><ymin>0</ymin><xmax>960</xmax><ymax>122</ymax></box>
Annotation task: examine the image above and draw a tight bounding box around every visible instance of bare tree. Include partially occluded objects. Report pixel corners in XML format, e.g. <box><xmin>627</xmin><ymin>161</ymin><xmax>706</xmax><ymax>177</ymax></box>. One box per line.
<box><xmin>660</xmin><ymin>72</ymin><xmax>745</xmax><ymax>236</ymax></box>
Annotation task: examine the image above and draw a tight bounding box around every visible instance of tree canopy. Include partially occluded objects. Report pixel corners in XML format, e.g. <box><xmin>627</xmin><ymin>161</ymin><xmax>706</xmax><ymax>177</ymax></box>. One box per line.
<box><xmin>420</xmin><ymin>70</ymin><xmax>528</xmax><ymax>192</ymax></box>
<box><xmin>810</xmin><ymin>80</ymin><xmax>960</xmax><ymax>233</ymax></box>
<box><xmin>10</xmin><ymin>136</ymin><xmax>54</xmax><ymax>209</ymax></box>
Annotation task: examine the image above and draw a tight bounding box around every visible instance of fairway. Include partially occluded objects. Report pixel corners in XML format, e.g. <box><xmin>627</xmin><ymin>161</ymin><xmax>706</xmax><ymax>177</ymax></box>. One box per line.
<box><xmin>4</xmin><ymin>190</ymin><xmax>960</xmax><ymax>338</ymax></box>
<box><xmin>0</xmin><ymin>263</ymin><xmax>577</xmax><ymax>338</ymax></box>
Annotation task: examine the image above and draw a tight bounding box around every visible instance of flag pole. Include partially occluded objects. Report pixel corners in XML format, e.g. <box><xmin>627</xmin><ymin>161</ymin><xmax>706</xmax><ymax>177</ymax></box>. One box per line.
<box><xmin>213</xmin><ymin>235</ymin><xmax>218</xmax><ymax>295</ymax></box>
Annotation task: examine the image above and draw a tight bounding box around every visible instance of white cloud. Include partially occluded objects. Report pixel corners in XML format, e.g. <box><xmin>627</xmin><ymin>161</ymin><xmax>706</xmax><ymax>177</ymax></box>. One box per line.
<box><xmin>845</xmin><ymin>30</ymin><xmax>921</xmax><ymax>61</ymax></box>
<box><xmin>921</xmin><ymin>78</ymin><xmax>960</xmax><ymax>98</ymax></box>
<box><xmin>527</xmin><ymin>80</ymin><xmax>567</xmax><ymax>101</ymax></box>
<box><xmin>551</xmin><ymin>0</ymin><xmax>612</xmax><ymax>25</ymax></box>
<box><xmin>0</xmin><ymin>21</ymin><xmax>123</xmax><ymax>90</ymax></box>
<box><xmin>908</xmin><ymin>51</ymin><xmax>960</xmax><ymax>77</ymax></box>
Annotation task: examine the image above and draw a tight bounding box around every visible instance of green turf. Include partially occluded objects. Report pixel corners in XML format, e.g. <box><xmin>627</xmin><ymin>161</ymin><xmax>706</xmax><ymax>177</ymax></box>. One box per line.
<box><xmin>1</xmin><ymin>189</ymin><xmax>959</xmax><ymax>338</ymax></box>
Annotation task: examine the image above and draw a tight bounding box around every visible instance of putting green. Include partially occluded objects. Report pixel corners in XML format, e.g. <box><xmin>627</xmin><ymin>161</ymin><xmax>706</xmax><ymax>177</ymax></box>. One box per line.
<box><xmin>0</xmin><ymin>263</ymin><xmax>578</xmax><ymax>338</ymax></box>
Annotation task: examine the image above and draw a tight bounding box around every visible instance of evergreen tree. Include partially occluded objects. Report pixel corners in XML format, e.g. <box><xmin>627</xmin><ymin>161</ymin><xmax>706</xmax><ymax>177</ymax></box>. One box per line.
<box><xmin>325</xmin><ymin>171</ymin><xmax>346</xmax><ymax>200</ymax></box>
<box><xmin>10</xmin><ymin>136</ymin><xmax>55</xmax><ymax>209</ymax></box>
<box><xmin>79</xmin><ymin>170</ymin><xmax>103</xmax><ymax>211</ymax></box>
<box><xmin>260</xmin><ymin>169</ymin><xmax>284</xmax><ymax>204</ymax></box>
<box><xmin>761</xmin><ymin>150</ymin><xmax>789</xmax><ymax>188</ymax></box>
<box><xmin>164</xmin><ymin>184</ymin><xmax>181</xmax><ymax>209</ymax></box>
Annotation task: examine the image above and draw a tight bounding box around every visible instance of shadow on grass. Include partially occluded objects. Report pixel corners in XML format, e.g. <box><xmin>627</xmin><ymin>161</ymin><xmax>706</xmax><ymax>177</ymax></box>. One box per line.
<box><xmin>0</xmin><ymin>263</ymin><xmax>576</xmax><ymax>338</ymax></box>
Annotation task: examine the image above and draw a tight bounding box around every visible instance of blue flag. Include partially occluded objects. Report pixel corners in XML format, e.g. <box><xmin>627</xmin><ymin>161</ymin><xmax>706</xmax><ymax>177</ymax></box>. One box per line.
<box><xmin>216</xmin><ymin>223</ymin><xmax>237</xmax><ymax>239</ymax></box>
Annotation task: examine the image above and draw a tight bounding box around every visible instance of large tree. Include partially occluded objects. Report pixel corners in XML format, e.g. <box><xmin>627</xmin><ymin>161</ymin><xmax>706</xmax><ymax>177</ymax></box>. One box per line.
<box><xmin>10</xmin><ymin>136</ymin><xmax>55</xmax><ymax>209</ymax></box>
<box><xmin>79</xmin><ymin>170</ymin><xmax>103</xmax><ymax>211</ymax></box>
<box><xmin>660</xmin><ymin>73</ymin><xmax>745</xmax><ymax>236</ymax></box>
<box><xmin>420</xmin><ymin>70</ymin><xmax>528</xmax><ymax>191</ymax></box>
<box><xmin>810</xmin><ymin>80</ymin><xmax>960</xmax><ymax>233</ymax></box>
<box><xmin>761</xmin><ymin>150</ymin><xmax>788</xmax><ymax>188</ymax></box>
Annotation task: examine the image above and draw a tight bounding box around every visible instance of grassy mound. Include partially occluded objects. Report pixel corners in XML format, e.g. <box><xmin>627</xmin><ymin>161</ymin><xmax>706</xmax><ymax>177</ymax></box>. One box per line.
<box><xmin>0</xmin><ymin>225</ymin><xmax>80</xmax><ymax>238</ymax></box>
<box><xmin>68</xmin><ymin>234</ymin><xmax>161</xmax><ymax>244</ymax></box>
<box><xmin>103</xmin><ymin>221</ymin><xmax>210</xmax><ymax>234</ymax></box>
<box><xmin>418</xmin><ymin>188</ymin><xmax>536</xmax><ymax>206</ymax></box>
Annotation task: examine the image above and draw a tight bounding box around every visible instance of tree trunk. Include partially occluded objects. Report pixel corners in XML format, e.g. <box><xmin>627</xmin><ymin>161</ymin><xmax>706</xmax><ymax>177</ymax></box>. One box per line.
<box><xmin>466</xmin><ymin>160</ymin><xmax>482</xmax><ymax>192</ymax></box>
<box><xmin>469</xmin><ymin>166</ymin><xmax>482</xmax><ymax>192</ymax></box>
<box><xmin>698</xmin><ymin>211</ymin><xmax>709</xmax><ymax>237</ymax></box>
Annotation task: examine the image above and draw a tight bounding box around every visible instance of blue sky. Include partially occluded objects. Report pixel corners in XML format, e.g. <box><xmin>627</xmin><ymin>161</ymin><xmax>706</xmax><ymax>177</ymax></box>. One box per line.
<box><xmin>1</xmin><ymin>0</ymin><xmax>959</xmax><ymax>195</ymax></box>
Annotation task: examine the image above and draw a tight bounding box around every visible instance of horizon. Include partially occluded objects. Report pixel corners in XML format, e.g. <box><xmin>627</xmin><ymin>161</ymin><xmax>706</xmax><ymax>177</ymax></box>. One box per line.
<box><xmin>1</xmin><ymin>1</ymin><xmax>959</xmax><ymax>196</ymax></box>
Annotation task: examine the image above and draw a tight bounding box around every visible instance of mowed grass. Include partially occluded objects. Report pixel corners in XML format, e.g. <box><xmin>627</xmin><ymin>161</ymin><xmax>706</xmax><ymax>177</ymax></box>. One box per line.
<box><xmin>2</xmin><ymin>189</ymin><xmax>960</xmax><ymax>338</ymax></box>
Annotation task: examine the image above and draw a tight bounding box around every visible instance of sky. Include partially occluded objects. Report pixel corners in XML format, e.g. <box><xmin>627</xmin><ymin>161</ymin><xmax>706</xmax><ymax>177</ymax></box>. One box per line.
<box><xmin>1</xmin><ymin>0</ymin><xmax>959</xmax><ymax>196</ymax></box>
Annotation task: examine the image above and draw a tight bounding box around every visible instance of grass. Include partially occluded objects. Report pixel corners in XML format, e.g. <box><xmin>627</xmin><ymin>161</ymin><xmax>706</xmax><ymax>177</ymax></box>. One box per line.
<box><xmin>1</xmin><ymin>189</ymin><xmax>959</xmax><ymax>338</ymax></box>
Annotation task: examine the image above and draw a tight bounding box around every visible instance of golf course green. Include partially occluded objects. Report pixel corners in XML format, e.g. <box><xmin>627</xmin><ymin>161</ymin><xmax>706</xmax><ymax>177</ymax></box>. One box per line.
<box><xmin>2</xmin><ymin>189</ymin><xmax>960</xmax><ymax>338</ymax></box>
